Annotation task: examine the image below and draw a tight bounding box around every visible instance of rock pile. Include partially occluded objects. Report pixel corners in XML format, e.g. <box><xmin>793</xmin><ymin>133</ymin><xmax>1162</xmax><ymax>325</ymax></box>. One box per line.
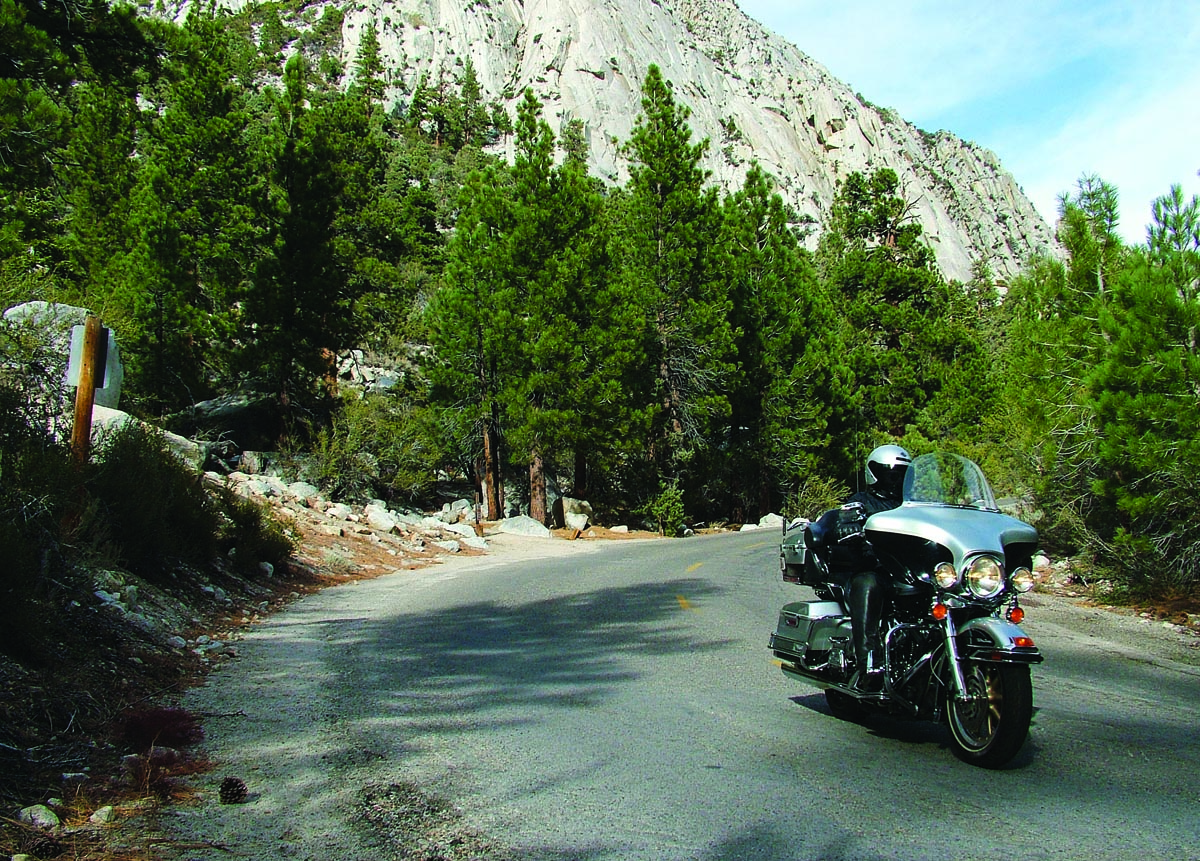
<box><xmin>216</xmin><ymin>468</ymin><xmax>491</xmax><ymax>555</ymax></box>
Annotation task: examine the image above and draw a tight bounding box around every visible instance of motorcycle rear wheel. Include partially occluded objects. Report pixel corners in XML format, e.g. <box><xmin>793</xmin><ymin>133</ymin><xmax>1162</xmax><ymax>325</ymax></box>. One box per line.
<box><xmin>825</xmin><ymin>688</ymin><xmax>866</xmax><ymax>721</ymax></box>
<box><xmin>945</xmin><ymin>662</ymin><xmax>1032</xmax><ymax>769</ymax></box>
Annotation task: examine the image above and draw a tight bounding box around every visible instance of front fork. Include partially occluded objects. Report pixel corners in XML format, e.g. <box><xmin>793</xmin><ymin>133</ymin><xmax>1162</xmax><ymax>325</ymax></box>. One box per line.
<box><xmin>941</xmin><ymin>612</ymin><xmax>974</xmax><ymax>703</ymax></box>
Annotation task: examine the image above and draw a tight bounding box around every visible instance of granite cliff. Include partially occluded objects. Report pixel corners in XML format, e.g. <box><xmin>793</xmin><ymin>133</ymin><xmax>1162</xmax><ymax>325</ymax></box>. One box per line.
<box><xmin>175</xmin><ymin>0</ymin><xmax>1059</xmax><ymax>282</ymax></box>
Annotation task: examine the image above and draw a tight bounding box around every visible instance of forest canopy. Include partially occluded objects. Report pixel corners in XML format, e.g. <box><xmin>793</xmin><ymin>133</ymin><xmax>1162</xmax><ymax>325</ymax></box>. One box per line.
<box><xmin>3</xmin><ymin>1</ymin><xmax>1199</xmax><ymax>600</ymax></box>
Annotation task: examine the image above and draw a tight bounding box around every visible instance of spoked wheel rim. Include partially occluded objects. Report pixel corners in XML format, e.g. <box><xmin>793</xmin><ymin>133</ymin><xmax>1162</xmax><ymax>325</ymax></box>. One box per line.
<box><xmin>945</xmin><ymin>662</ymin><xmax>1033</xmax><ymax>768</ymax></box>
<box><xmin>948</xmin><ymin>665</ymin><xmax>1002</xmax><ymax>751</ymax></box>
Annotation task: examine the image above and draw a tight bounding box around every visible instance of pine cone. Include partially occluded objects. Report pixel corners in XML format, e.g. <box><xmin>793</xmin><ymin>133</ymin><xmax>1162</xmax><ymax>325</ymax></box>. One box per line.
<box><xmin>219</xmin><ymin>776</ymin><xmax>248</xmax><ymax>804</ymax></box>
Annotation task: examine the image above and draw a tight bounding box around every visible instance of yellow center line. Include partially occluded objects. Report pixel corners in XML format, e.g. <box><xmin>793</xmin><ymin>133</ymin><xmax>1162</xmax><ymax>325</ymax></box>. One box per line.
<box><xmin>676</xmin><ymin>595</ymin><xmax>695</xmax><ymax>611</ymax></box>
<box><xmin>685</xmin><ymin>562</ymin><xmax>703</xmax><ymax>572</ymax></box>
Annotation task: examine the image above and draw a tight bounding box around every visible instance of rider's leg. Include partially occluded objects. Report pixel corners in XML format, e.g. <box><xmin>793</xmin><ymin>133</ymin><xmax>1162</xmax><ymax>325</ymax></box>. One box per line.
<box><xmin>849</xmin><ymin>570</ymin><xmax>883</xmax><ymax>688</ymax></box>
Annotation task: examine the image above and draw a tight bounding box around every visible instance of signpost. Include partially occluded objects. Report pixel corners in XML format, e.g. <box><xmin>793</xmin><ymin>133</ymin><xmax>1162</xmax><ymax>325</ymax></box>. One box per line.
<box><xmin>68</xmin><ymin>315</ymin><xmax>107</xmax><ymax>464</ymax></box>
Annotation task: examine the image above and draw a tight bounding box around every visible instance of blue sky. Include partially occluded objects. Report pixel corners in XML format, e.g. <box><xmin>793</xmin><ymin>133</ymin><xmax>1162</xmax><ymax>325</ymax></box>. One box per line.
<box><xmin>736</xmin><ymin>0</ymin><xmax>1200</xmax><ymax>245</ymax></box>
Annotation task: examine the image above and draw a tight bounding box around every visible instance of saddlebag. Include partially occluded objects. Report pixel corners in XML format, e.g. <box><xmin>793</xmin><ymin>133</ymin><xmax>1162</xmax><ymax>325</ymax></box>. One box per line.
<box><xmin>780</xmin><ymin>518</ymin><xmax>810</xmax><ymax>584</ymax></box>
<box><xmin>769</xmin><ymin>601</ymin><xmax>849</xmax><ymax>663</ymax></box>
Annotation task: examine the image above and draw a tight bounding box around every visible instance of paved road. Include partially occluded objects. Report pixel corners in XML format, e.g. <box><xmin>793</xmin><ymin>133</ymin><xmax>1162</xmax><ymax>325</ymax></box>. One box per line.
<box><xmin>168</xmin><ymin>530</ymin><xmax>1200</xmax><ymax>861</ymax></box>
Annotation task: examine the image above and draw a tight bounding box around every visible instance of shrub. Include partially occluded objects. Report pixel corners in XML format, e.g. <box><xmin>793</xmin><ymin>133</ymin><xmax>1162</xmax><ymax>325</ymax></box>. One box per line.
<box><xmin>309</xmin><ymin>392</ymin><xmax>441</xmax><ymax>503</ymax></box>
<box><xmin>84</xmin><ymin>421</ymin><xmax>221</xmax><ymax>582</ymax></box>
<box><xmin>641</xmin><ymin>483</ymin><xmax>686</xmax><ymax>537</ymax></box>
<box><xmin>0</xmin><ymin>387</ymin><xmax>75</xmax><ymax>661</ymax></box>
<box><xmin>783</xmin><ymin>474</ymin><xmax>848</xmax><ymax>521</ymax></box>
<box><xmin>212</xmin><ymin>484</ymin><xmax>297</xmax><ymax>573</ymax></box>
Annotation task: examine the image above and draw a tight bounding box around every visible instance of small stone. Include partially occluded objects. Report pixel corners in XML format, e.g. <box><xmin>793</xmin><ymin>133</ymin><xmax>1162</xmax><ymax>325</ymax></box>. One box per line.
<box><xmin>89</xmin><ymin>805</ymin><xmax>116</xmax><ymax>824</ymax></box>
<box><xmin>19</xmin><ymin>804</ymin><xmax>60</xmax><ymax>829</ymax></box>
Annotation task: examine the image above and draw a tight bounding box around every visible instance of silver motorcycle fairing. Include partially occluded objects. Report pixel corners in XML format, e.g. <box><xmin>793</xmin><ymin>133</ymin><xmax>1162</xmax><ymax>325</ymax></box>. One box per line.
<box><xmin>864</xmin><ymin>503</ymin><xmax>1037</xmax><ymax>566</ymax></box>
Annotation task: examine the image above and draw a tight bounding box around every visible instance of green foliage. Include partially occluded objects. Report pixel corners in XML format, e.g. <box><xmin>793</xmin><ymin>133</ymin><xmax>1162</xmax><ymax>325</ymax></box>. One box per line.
<box><xmin>782</xmin><ymin>474</ymin><xmax>849</xmax><ymax>522</ymax></box>
<box><xmin>213</xmin><ymin>484</ymin><xmax>297</xmax><ymax>574</ymax></box>
<box><xmin>618</xmin><ymin>65</ymin><xmax>733</xmax><ymax>505</ymax></box>
<box><xmin>640</xmin><ymin>482</ymin><xmax>686</xmax><ymax>537</ymax></box>
<box><xmin>309</xmin><ymin>391</ymin><xmax>442</xmax><ymax>504</ymax></box>
<box><xmin>4</xmin><ymin>0</ymin><xmax>1200</xmax><ymax>604</ymax></box>
<box><xmin>1084</xmin><ymin>255</ymin><xmax>1200</xmax><ymax>594</ymax></box>
<box><xmin>0</xmin><ymin>385</ymin><xmax>76</xmax><ymax>661</ymax></box>
<box><xmin>992</xmin><ymin>174</ymin><xmax>1200</xmax><ymax>597</ymax></box>
<box><xmin>84</xmin><ymin>421</ymin><xmax>222</xmax><ymax>580</ymax></box>
<box><xmin>351</xmin><ymin>22</ymin><xmax>385</xmax><ymax>112</ymax></box>
<box><xmin>819</xmin><ymin>169</ymin><xmax>946</xmax><ymax>445</ymax></box>
<box><xmin>719</xmin><ymin>164</ymin><xmax>843</xmax><ymax>519</ymax></box>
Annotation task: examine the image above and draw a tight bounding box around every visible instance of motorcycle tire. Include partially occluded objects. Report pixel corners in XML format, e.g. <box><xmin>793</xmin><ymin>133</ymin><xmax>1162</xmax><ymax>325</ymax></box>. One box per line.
<box><xmin>944</xmin><ymin>662</ymin><xmax>1033</xmax><ymax>769</ymax></box>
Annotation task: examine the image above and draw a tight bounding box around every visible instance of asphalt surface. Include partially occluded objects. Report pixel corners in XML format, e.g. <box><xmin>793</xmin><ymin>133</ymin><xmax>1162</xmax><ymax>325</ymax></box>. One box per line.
<box><xmin>162</xmin><ymin>530</ymin><xmax>1200</xmax><ymax>860</ymax></box>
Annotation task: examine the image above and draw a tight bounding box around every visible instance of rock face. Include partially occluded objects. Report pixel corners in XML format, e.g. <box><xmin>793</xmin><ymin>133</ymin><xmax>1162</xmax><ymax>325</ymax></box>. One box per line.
<box><xmin>174</xmin><ymin>0</ymin><xmax>1057</xmax><ymax>282</ymax></box>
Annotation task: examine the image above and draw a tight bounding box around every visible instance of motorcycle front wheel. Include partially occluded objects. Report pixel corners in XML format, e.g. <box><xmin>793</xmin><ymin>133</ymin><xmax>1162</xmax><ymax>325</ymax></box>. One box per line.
<box><xmin>944</xmin><ymin>662</ymin><xmax>1032</xmax><ymax>769</ymax></box>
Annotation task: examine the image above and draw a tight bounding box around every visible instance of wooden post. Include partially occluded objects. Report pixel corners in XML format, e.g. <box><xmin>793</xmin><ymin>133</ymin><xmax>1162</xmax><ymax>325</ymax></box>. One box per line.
<box><xmin>70</xmin><ymin>314</ymin><xmax>103</xmax><ymax>464</ymax></box>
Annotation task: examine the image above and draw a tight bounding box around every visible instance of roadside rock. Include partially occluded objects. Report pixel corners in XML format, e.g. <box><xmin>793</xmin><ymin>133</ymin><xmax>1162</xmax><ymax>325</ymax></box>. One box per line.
<box><xmin>19</xmin><ymin>804</ymin><xmax>60</xmax><ymax>830</ymax></box>
<box><xmin>495</xmin><ymin>515</ymin><xmax>553</xmax><ymax>538</ymax></box>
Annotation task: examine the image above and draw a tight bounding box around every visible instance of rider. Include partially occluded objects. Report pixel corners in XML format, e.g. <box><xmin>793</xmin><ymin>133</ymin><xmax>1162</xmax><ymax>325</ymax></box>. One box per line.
<box><xmin>808</xmin><ymin>444</ymin><xmax>912</xmax><ymax>690</ymax></box>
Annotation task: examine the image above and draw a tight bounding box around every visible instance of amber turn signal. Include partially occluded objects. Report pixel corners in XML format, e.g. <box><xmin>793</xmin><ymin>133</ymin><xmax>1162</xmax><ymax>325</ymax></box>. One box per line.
<box><xmin>931</xmin><ymin>603</ymin><xmax>948</xmax><ymax>621</ymax></box>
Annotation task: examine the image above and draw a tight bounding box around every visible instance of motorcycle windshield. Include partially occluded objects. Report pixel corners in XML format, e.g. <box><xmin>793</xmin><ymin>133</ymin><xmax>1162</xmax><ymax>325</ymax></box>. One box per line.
<box><xmin>902</xmin><ymin>452</ymin><xmax>998</xmax><ymax>511</ymax></box>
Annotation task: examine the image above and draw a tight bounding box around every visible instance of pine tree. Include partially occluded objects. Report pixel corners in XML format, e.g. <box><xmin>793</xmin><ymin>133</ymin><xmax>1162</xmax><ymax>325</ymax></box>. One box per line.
<box><xmin>62</xmin><ymin>81</ymin><xmax>140</xmax><ymax>296</ymax></box>
<box><xmin>425</xmin><ymin>161</ymin><xmax>514</xmax><ymax>518</ymax></box>
<box><xmin>617</xmin><ymin>65</ymin><xmax>733</xmax><ymax>508</ymax></box>
<box><xmin>720</xmin><ymin>165</ymin><xmax>842</xmax><ymax>518</ymax></box>
<box><xmin>1147</xmin><ymin>183</ymin><xmax>1200</xmax><ymax>298</ymax></box>
<box><xmin>109</xmin><ymin>9</ymin><xmax>260</xmax><ymax>411</ymax></box>
<box><xmin>351</xmin><ymin>22</ymin><xmax>385</xmax><ymax>117</ymax></box>
<box><xmin>427</xmin><ymin>90</ymin><xmax>622</xmax><ymax>523</ymax></box>
<box><xmin>246</xmin><ymin>54</ymin><xmax>384</xmax><ymax>408</ymax></box>
<box><xmin>817</xmin><ymin>168</ymin><xmax>946</xmax><ymax>451</ymax></box>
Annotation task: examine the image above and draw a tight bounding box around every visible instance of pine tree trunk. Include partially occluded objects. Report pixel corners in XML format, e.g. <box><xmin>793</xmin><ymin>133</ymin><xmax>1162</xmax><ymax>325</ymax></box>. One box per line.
<box><xmin>572</xmin><ymin>448</ymin><xmax>589</xmax><ymax>498</ymax></box>
<box><xmin>529</xmin><ymin>447</ymin><xmax>547</xmax><ymax>525</ymax></box>
<box><xmin>483</xmin><ymin>419</ymin><xmax>502</xmax><ymax>520</ymax></box>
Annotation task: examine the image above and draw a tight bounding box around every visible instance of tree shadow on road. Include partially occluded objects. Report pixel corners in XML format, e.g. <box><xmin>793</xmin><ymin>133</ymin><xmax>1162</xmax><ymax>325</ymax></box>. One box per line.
<box><xmin>330</xmin><ymin>576</ymin><xmax>732</xmax><ymax>735</ymax></box>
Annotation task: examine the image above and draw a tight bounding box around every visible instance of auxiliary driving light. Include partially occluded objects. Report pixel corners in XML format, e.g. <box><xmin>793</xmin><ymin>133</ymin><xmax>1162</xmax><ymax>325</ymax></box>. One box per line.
<box><xmin>1010</xmin><ymin>567</ymin><xmax>1036</xmax><ymax>593</ymax></box>
<box><xmin>933</xmin><ymin>561</ymin><xmax>959</xmax><ymax>589</ymax></box>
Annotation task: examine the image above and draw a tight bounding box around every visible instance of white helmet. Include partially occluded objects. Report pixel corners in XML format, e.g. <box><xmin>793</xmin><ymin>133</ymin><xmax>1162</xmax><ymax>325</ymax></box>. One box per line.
<box><xmin>865</xmin><ymin>444</ymin><xmax>912</xmax><ymax>497</ymax></box>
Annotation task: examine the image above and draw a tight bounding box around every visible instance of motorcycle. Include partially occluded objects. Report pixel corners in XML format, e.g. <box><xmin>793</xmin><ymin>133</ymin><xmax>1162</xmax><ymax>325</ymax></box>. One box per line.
<box><xmin>769</xmin><ymin>451</ymin><xmax>1043</xmax><ymax>768</ymax></box>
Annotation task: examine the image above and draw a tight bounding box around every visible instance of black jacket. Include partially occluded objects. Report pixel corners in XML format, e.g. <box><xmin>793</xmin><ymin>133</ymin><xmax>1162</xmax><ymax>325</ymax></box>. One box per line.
<box><xmin>806</xmin><ymin>488</ymin><xmax>900</xmax><ymax>582</ymax></box>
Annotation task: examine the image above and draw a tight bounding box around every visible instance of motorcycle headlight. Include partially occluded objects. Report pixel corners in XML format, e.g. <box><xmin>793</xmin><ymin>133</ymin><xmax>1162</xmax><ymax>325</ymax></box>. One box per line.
<box><xmin>933</xmin><ymin>561</ymin><xmax>959</xmax><ymax>589</ymax></box>
<box><xmin>1010</xmin><ymin>566</ymin><xmax>1036</xmax><ymax>593</ymax></box>
<box><xmin>965</xmin><ymin>555</ymin><xmax>1005</xmax><ymax>599</ymax></box>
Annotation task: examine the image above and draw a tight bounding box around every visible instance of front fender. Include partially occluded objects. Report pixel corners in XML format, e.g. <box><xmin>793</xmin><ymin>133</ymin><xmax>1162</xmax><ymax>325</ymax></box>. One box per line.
<box><xmin>957</xmin><ymin>616</ymin><xmax>1044</xmax><ymax>664</ymax></box>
